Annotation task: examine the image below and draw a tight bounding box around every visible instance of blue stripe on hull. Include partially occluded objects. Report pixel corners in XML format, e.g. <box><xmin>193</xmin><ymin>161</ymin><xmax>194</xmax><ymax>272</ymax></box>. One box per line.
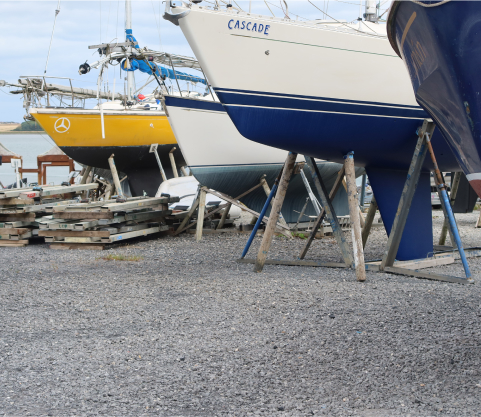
<box><xmin>223</xmin><ymin>104</ymin><xmax>459</xmax><ymax>171</ymax></box>
<box><xmin>216</xmin><ymin>90</ymin><xmax>427</xmax><ymax>119</ymax></box>
<box><xmin>164</xmin><ymin>95</ymin><xmax>225</xmax><ymax>112</ymax></box>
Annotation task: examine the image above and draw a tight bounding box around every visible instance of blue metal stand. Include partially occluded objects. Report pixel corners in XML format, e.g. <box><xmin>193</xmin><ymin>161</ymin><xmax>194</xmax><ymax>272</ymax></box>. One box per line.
<box><xmin>241</xmin><ymin>181</ymin><xmax>279</xmax><ymax>259</ymax></box>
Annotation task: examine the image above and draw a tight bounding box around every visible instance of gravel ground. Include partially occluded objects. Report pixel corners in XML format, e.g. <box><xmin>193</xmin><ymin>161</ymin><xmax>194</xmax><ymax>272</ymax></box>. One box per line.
<box><xmin>1</xmin><ymin>211</ymin><xmax>481</xmax><ymax>416</ymax></box>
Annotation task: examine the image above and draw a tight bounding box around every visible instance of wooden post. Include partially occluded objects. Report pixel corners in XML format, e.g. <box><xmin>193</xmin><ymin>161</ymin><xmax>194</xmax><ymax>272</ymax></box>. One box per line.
<box><xmin>342</xmin><ymin>178</ymin><xmax>365</xmax><ymax>228</ymax></box>
<box><xmin>217</xmin><ymin>203</ymin><xmax>231</xmax><ymax>230</ymax></box>
<box><xmin>294</xmin><ymin>197</ymin><xmax>310</xmax><ymax>231</ymax></box>
<box><xmin>169</xmin><ymin>147</ymin><xmax>179</xmax><ymax>178</ymax></box>
<box><xmin>439</xmin><ymin>171</ymin><xmax>461</xmax><ymax>244</ymax></box>
<box><xmin>108</xmin><ymin>154</ymin><xmax>123</xmax><ymax>197</ymax></box>
<box><xmin>254</xmin><ymin>152</ymin><xmax>297</xmax><ymax>273</ymax></box>
<box><xmin>344</xmin><ymin>152</ymin><xmax>366</xmax><ymax>282</ymax></box>
<box><xmin>260</xmin><ymin>175</ymin><xmax>292</xmax><ymax>238</ymax></box>
<box><xmin>380</xmin><ymin>119</ymin><xmax>433</xmax><ymax>270</ymax></box>
<box><xmin>175</xmin><ymin>186</ymin><xmax>201</xmax><ymax>234</ymax></box>
<box><xmin>304</xmin><ymin>157</ymin><xmax>354</xmax><ymax>267</ymax></box>
<box><xmin>69</xmin><ymin>159</ymin><xmax>75</xmax><ymax>184</ymax></box>
<box><xmin>477</xmin><ymin>207</ymin><xmax>481</xmax><ymax>228</ymax></box>
<box><xmin>80</xmin><ymin>166</ymin><xmax>92</xmax><ymax>184</ymax></box>
<box><xmin>298</xmin><ymin>167</ymin><xmax>345</xmax><ymax>259</ymax></box>
<box><xmin>181</xmin><ymin>166</ymin><xmax>189</xmax><ymax>177</ymax></box>
<box><xmin>195</xmin><ymin>187</ymin><xmax>207</xmax><ymax>241</ymax></box>
<box><xmin>362</xmin><ymin>195</ymin><xmax>377</xmax><ymax>248</ymax></box>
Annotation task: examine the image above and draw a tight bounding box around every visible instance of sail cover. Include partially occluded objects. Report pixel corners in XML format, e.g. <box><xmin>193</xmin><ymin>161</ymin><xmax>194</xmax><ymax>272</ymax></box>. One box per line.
<box><xmin>121</xmin><ymin>59</ymin><xmax>207</xmax><ymax>85</ymax></box>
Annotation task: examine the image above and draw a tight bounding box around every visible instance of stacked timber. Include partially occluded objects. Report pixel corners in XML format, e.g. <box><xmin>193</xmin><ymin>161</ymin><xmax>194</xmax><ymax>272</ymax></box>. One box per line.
<box><xmin>0</xmin><ymin>183</ymin><xmax>99</xmax><ymax>247</ymax></box>
<box><xmin>39</xmin><ymin>195</ymin><xmax>179</xmax><ymax>250</ymax></box>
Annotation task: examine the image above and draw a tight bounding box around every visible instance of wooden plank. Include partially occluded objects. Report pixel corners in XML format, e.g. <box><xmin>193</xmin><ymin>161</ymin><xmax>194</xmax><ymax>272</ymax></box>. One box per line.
<box><xmin>0</xmin><ymin>239</ymin><xmax>29</xmax><ymax>244</ymax></box>
<box><xmin>38</xmin><ymin>230</ymin><xmax>111</xmax><ymax>238</ymax></box>
<box><xmin>65</xmin><ymin>237</ymin><xmax>102</xmax><ymax>243</ymax></box>
<box><xmin>10</xmin><ymin>232</ymin><xmax>32</xmax><ymax>240</ymax></box>
<box><xmin>0</xmin><ymin>242</ymin><xmax>27</xmax><ymax>247</ymax></box>
<box><xmin>238</xmin><ymin>258</ymin><xmax>348</xmax><ymax>268</ymax></box>
<box><xmin>0</xmin><ymin>213</ymin><xmax>36</xmax><ymax>221</ymax></box>
<box><xmin>54</xmin><ymin>212</ymin><xmax>114</xmax><ymax>219</ymax></box>
<box><xmin>49</xmin><ymin>243</ymin><xmax>106</xmax><ymax>251</ymax></box>
<box><xmin>2</xmin><ymin>221</ymin><xmax>36</xmax><ymax>228</ymax></box>
<box><xmin>100</xmin><ymin>197</ymin><xmax>173</xmax><ymax>212</ymax></box>
<box><xmin>0</xmin><ymin>198</ymin><xmax>34</xmax><ymax>206</ymax></box>
<box><xmin>74</xmin><ymin>220</ymin><xmax>99</xmax><ymax>230</ymax></box>
<box><xmin>384</xmin><ymin>266</ymin><xmax>473</xmax><ymax>285</ymax></box>
<box><xmin>0</xmin><ymin>228</ymin><xmax>31</xmax><ymax>235</ymax></box>
<box><xmin>103</xmin><ymin>225</ymin><xmax>169</xmax><ymax>243</ymax></box>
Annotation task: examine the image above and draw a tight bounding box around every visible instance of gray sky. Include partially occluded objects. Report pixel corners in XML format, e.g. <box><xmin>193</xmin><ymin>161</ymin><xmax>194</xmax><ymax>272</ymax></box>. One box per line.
<box><xmin>0</xmin><ymin>0</ymin><xmax>390</xmax><ymax>122</ymax></box>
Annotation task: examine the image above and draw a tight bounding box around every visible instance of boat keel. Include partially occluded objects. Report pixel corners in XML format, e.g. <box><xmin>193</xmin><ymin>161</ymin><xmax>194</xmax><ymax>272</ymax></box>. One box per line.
<box><xmin>366</xmin><ymin>167</ymin><xmax>433</xmax><ymax>261</ymax></box>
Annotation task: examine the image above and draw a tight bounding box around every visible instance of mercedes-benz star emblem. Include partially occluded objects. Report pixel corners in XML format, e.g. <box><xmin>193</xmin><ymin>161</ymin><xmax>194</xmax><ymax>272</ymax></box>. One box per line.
<box><xmin>54</xmin><ymin>117</ymin><xmax>70</xmax><ymax>133</ymax></box>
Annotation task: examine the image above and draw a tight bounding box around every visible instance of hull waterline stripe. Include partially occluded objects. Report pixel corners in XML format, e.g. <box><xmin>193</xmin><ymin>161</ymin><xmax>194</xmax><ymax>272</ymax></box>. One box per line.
<box><xmin>224</xmin><ymin>103</ymin><xmax>426</xmax><ymax>120</ymax></box>
<box><xmin>216</xmin><ymin>90</ymin><xmax>421</xmax><ymax>112</ymax></box>
<box><xmin>231</xmin><ymin>34</ymin><xmax>398</xmax><ymax>58</ymax></box>
<box><xmin>213</xmin><ymin>87</ymin><xmax>421</xmax><ymax>110</ymax></box>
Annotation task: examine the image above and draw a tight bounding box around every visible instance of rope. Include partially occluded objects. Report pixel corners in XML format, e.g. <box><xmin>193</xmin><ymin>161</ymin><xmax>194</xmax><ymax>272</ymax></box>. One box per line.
<box><xmin>44</xmin><ymin>0</ymin><xmax>61</xmax><ymax>74</ymax></box>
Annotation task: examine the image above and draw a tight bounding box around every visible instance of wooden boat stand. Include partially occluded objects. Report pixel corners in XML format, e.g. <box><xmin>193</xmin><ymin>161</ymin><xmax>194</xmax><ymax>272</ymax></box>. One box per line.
<box><xmin>237</xmin><ymin>119</ymin><xmax>476</xmax><ymax>285</ymax></box>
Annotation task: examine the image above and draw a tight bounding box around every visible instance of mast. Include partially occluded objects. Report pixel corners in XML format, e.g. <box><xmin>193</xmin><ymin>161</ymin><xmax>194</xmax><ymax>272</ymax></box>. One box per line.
<box><xmin>125</xmin><ymin>0</ymin><xmax>136</xmax><ymax>100</ymax></box>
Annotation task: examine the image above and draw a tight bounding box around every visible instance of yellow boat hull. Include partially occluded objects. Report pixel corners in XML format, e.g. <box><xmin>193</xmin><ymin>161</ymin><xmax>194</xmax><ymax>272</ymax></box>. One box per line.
<box><xmin>29</xmin><ymin>108</ymin><xmax>185</xmax><ymax>196</ymax></box>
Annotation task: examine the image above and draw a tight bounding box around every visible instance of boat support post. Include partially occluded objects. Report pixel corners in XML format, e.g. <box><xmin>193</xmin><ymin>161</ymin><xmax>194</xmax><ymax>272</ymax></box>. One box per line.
<box><xmin>380</xmin><ymin>119</ymin><xmax>432</xmax><ymax>271</ymax></box>
<box><xmin>260</xmin><ymin>174</ymin><xmax>291</xmax><ymax>238</ymax></box>
<box><xmin>294</xmin><ymin>197</ymin><xmax>310</xmax><ymax>231</ymax></box>
<box><xmin>108</xmin><ymin>154</ymin><xmax>123</xmax><ymax>198</ymax></box>
<box><xmin>169</xmin><ymin>147</ymin><xmax>179</xmax><ymax>178</ymax></box>
<box><xmin>362</xmin><ymin>195</ymin><xmax>377</xmax><ymax>249</ymax></box>
<box><xmin>425</xmin><ymin>134</ymin><xmax>472</xmax><ymax>280</ymax></box>
<box><xmin>149</xmin><ymin>144</ymin><xmax>167</xmax><ymax>182</ymax></box>
<box><xmin>298</xmin><ymin>163</ymin><xmax>346</xmax><ymax>260</ymax></box>
<box><xmin>241</xmin><ymin>166</ymin><xmax>286</xmax><ymax>259</ymax></box>
<box><xmin>304</xmin><ymin>156</ymin><xmax>354</xmax><ymax>268</ymax></box>
<box><xmin>254</xmin><ymin>152</ymin><xmax>297</xmax><ymax>272</ymax></box>
<box><xmin>438</xmin><ymin>171</ymin><xmax>461</xmax><ymax>245</ymax></box>
<box><xmin>344</xmin><ymin>152</ymin><xmax>366</xmax><ymax>281</ymax></box>
<box><xmin>195</xmin><ymin>186</ymin><xmax>207</xmax><ymax>242</ymax></box>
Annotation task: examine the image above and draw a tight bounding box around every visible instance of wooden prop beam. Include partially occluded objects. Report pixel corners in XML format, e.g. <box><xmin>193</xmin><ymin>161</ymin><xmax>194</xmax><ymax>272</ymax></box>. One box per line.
<box><xmin>254</xmin><ymin>152</ymin><xmax>297</xmax><ymax>273</ymax></box>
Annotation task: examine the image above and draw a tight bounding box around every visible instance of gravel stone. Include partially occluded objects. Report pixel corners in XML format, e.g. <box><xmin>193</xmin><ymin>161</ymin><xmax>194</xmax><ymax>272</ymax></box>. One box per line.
<box><xmin>0</xmin><ymin>210</ymin><xmax>480</xmax><ymax>416</ymax></box>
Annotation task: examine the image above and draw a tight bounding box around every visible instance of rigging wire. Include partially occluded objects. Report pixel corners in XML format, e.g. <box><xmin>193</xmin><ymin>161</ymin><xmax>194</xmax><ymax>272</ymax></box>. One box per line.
<box><xmin>44</xmin><ymin>0</ymin><xmax>61</xmax><ymax>75</ymax></box>
<box><xmin>307</xmin><ymin>0</ymin><xmax>381</xmax><ymax>35</ymax></box>
<box><xmin>151</xmin><ymin>0</ymin><xmax>164</xmax><ymax>52</ymax></box>
<box><xmin>264</xmin><ymin>1</ymin><xmax>276</xmax><ymax>17</ymax></box>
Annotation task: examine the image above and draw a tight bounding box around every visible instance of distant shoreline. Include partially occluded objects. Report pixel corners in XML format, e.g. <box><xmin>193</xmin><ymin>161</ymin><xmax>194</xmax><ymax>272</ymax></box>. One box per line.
<box><xmin>0</xmin><ymin>131</ymin><xmax>45</xmax><ymax>135</ymax></box>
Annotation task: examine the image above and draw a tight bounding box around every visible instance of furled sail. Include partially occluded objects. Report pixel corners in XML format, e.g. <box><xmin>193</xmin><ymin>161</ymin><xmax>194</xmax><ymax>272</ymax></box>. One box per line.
<box><xmin>121</xmin><ymin>59</ymin><xmax>207</xmax><ymax>85</ymax></box>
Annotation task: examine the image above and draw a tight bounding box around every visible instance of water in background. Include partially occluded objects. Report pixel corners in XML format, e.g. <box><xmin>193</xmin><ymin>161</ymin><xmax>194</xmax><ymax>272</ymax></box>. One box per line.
<box><xmin>0</xmin><ymin>133</ymin><xmax>81</xmax><ymax>187</ymax></box>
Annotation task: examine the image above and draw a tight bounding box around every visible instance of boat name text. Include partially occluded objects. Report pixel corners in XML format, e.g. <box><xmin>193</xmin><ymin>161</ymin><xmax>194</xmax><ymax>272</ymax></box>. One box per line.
<box><xmin>228</xmin><ymin>19</ymin><xmax>270</xmax><ymax>35</ymax></box>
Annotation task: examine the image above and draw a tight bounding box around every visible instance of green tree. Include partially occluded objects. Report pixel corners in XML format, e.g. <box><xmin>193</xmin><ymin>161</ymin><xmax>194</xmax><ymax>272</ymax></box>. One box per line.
<box><xmin>13</xmin><ymin>121</ymin><xmax>44</xmax><ymax>131</ymax></box>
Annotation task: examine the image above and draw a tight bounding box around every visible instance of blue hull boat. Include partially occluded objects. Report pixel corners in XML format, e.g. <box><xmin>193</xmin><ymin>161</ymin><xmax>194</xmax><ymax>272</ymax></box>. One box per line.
<box><xmin>388</xmin><ymin>0</ymin><xmax>481</xmax><ymax>198</ymax></box>
<box><xmin>164</xmin><ymin>3</ymin><xmax>468</xmax><ymax>260</ymax></box>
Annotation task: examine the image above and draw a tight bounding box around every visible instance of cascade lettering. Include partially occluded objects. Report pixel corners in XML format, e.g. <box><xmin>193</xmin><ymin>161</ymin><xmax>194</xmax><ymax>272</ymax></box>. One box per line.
<box><xmin>228</xmin><ymin>19</ymin><xmax>270</xmax><ymax>35</ymax></box>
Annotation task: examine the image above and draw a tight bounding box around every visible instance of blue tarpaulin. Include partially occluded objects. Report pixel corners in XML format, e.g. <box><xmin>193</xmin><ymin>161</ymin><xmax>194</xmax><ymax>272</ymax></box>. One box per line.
<box><xmin>121</xmin><ymin>59</ymin><xmax>206</xmax><ymax>85</ymax></box>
